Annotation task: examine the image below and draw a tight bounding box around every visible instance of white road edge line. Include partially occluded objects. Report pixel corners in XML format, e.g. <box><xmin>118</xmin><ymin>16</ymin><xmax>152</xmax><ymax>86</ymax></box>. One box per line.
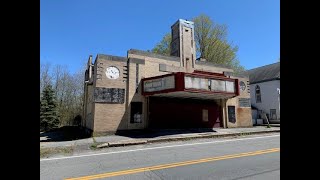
<box><xmin>40</xmin><ymin>134</ymin><xmax>280</xmax><ymax>162</ymax></box>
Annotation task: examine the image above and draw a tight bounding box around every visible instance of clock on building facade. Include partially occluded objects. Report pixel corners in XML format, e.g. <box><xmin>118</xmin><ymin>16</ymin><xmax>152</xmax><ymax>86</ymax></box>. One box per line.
<box><xmin>240</xmin><ymin>81</ymin><xmax>246</xmax><ymax>92</ymax></box>
<box><xmin>105</xmin><ymin>66</ymin><xmax>120</xmax><ymax>79</ymax></box>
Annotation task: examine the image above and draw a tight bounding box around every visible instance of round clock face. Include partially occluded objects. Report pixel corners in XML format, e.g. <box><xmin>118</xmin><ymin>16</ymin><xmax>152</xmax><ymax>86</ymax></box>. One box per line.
<box><xmin>240</xmin><ymin>81</ymin><xmax>246</xmax><ymax>91</ymax></box>
<box><xmin>105</xmin><ymin>66</ymin><xmax>120</xmax><ymax>79</ymax></box>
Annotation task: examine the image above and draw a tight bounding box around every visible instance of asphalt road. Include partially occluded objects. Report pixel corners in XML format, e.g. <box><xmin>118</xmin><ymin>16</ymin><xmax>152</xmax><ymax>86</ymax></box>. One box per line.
<box><xmin>40</xmin><ymin>133</ymin><xmax>280</xmax><ymax>180</ymax></box>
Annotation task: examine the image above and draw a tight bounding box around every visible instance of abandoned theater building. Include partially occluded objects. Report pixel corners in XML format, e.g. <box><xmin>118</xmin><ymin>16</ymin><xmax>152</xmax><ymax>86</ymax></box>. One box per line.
<box><xmin>82</xmin><ymin>19</ymin><xmax>252</xmax><ymax>134</ymax></box>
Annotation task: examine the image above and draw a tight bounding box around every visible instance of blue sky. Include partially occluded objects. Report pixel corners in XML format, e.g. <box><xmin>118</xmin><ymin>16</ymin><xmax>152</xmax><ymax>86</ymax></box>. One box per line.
<box><xmin>40</xmin><ymin>0</ymin><xmax>279</xmax><ymax>73</ymax></box>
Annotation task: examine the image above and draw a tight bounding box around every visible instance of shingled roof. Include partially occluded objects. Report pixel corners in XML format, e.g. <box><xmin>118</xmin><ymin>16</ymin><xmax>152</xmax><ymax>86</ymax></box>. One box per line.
<box><xmin>247</xmin><ymin>62</ymin><xmax>280</xmax><ymax>84</ymax></box>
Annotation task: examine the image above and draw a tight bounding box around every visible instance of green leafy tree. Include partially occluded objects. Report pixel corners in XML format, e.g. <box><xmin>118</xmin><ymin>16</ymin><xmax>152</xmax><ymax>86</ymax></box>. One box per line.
<box><xmin>40</xmin><ymin>85</ymin><xmax>60</xmax><ymax>131</ymax></box>
<box><xmin>152</xmin><ymin>33</ymin><xmax>171</xmax><ymax>55</ymax></box>
<box><xmin>151</xmin><ymin>14</ymin><xmax>245</xmax><ymax>74</ymax></box>
<box><xmin>151</xmin><ymin>32</ymin><xmax>171</xmax><ymax>55</ymax></box>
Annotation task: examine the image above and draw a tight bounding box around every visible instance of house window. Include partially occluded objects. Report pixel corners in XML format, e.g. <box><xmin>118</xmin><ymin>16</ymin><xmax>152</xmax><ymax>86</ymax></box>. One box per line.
<box><xmin>228</xmin><ymin>106</ymin><xmax>236</xmax><ymax>123</ymax></box>
<box><xmin>270</xmin><ymin>109</ymin><xmax>277</xmax><ymax>120</ymax></box>
<box><xmin>130</xmin><ymin>102</ymin><xmax>142</xmax><ymax>123</ymax></box>
<box><xmin>255</xmin><ymin>85</ymin><xmax>261</xmax><ymax>103</ymax></box>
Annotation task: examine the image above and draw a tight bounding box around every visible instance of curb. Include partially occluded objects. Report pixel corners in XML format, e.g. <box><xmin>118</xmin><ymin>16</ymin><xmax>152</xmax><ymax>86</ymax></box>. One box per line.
<box><xmin>97</xmin><ymin>130</ymin><xmax>280</xmax><ymax>148</ymax></box>
<box><xmin>147</xmin><ymin>130</ymin><xmax>280</xmax><ymax>143</ymax></box>
<box><xmin>97</xmin><ymin>140</ymin><xmax>148</xmax><ymax>148</ymax></box>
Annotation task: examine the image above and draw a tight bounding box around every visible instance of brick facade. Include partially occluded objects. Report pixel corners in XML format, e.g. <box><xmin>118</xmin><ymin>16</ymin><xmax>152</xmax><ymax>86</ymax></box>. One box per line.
<box><xmin>82</xmin><ymin>19</ymin><xmax>252</xmax><ymax>134</ymax></box>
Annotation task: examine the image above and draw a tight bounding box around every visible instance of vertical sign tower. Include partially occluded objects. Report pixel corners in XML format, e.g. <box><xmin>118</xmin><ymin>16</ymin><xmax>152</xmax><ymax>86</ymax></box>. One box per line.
<box><xmin>170</xmin><ymin>19</ymin><xmax>196</xmax><ymax>73</ymax></box>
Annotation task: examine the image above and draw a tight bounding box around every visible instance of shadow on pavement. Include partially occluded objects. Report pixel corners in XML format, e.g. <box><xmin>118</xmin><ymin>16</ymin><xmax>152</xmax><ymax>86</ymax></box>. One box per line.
<box><xmin>40</xmin><ymin>126</ymin><xmax>90</xmax><ymax>142</ymax></box>
<box><xmin>115</xmin><ymin>128</ymin><xmax>217</xmax><ymax>138</ymax></box>
<box><xmin>40</xmin><ymin>127</ymin><xmax>218</xmax><ymax>142</ymax></box>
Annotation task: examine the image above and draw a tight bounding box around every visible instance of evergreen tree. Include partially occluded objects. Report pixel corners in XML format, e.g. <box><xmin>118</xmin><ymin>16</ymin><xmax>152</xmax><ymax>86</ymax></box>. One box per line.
<box><xmin>40</xmin><ymin>85</ymin><xmax>60</xmax><ymax>131</ymax></box>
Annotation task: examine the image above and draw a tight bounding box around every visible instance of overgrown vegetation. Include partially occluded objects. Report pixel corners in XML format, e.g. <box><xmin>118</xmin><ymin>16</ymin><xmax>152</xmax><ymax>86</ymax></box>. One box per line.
<box><xmin>40</xmin><ymin>146</ymin><xmax>74</xmax><ymax>158</ymax></box>
<box><xmin>40</xmin><ymin>62</ymin><xmax>85</xmax><ymax>131</ymax></box>
<box><xmin>151</xmin><ymin>14</ymin><xmax>245</xmax><ymax>74</ymax></box>
<box><xmin>90</xmin><ymin>137</ymin><xmax>102</xmax><ymax>150</ymax></box>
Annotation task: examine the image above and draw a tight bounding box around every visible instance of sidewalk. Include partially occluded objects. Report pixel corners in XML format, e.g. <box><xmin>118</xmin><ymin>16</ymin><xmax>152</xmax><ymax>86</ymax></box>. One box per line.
<box><xmin>40</xmin><ymin>126</ymin><xmax>280</xmax><ymax>149</ymax></box>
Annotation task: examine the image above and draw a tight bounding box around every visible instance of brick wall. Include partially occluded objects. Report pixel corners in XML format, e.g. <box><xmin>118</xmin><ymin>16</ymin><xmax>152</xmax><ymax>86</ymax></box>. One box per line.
<box><xmin>226</xmin><ymin>77</ymin><xmax>252</xmax><ymax>128</ymax></box>
<box><xmin>92</xmin><ymin>56</ymin><xmax>128</xmax><ymax>132</ymax></box>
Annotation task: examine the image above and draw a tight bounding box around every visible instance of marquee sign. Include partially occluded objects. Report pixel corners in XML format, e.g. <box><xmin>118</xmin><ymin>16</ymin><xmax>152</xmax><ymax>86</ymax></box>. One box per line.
<box><xmin>185</xmin><ymin>76</ymin><xmax>209</xmax><ymax>90</ymax></box>
<box><xmin>143</xmin><ymin>75</ymin><xmax>175</xmax><ymax>92</ymax></box>
<box><xmin>141</xmin><ymin>72</ymin><xmax>239</xmax><ymax>96</ymax></box>
<box><xmin>184</xmin><ymin>76</ymin><xmax>235</xmax><ymax>93</ymax></box>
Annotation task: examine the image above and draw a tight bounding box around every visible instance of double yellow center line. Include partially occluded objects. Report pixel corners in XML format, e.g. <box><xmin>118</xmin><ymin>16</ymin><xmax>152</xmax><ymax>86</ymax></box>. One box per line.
<box><xmin>65</xmin><ymin>148</ymin><xmax>279</xmax><ymax>180</ymax></box>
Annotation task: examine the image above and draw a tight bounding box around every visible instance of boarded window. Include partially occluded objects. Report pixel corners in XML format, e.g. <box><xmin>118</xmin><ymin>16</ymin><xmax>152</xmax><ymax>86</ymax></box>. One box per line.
<box><xmin>228</xmin><ymin>106</ymin><xmax>236</xmax><ymax>123</ymax></box>
<box><xmin>202</xmin><ymin>109</ymin><xmax>209</xmax><ymax>122</ymax></box>
<box><xmin>130</xmin><ymin>102</ymin><xmax>143</xmax><ymax>123</ymax></box>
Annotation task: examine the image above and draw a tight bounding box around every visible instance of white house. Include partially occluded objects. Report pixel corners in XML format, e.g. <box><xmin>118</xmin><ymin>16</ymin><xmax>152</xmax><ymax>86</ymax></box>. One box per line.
<box><xmin>247</xmin><ymin>62</ymin><xmax>280</xmax><ymax>124</ymax></box>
